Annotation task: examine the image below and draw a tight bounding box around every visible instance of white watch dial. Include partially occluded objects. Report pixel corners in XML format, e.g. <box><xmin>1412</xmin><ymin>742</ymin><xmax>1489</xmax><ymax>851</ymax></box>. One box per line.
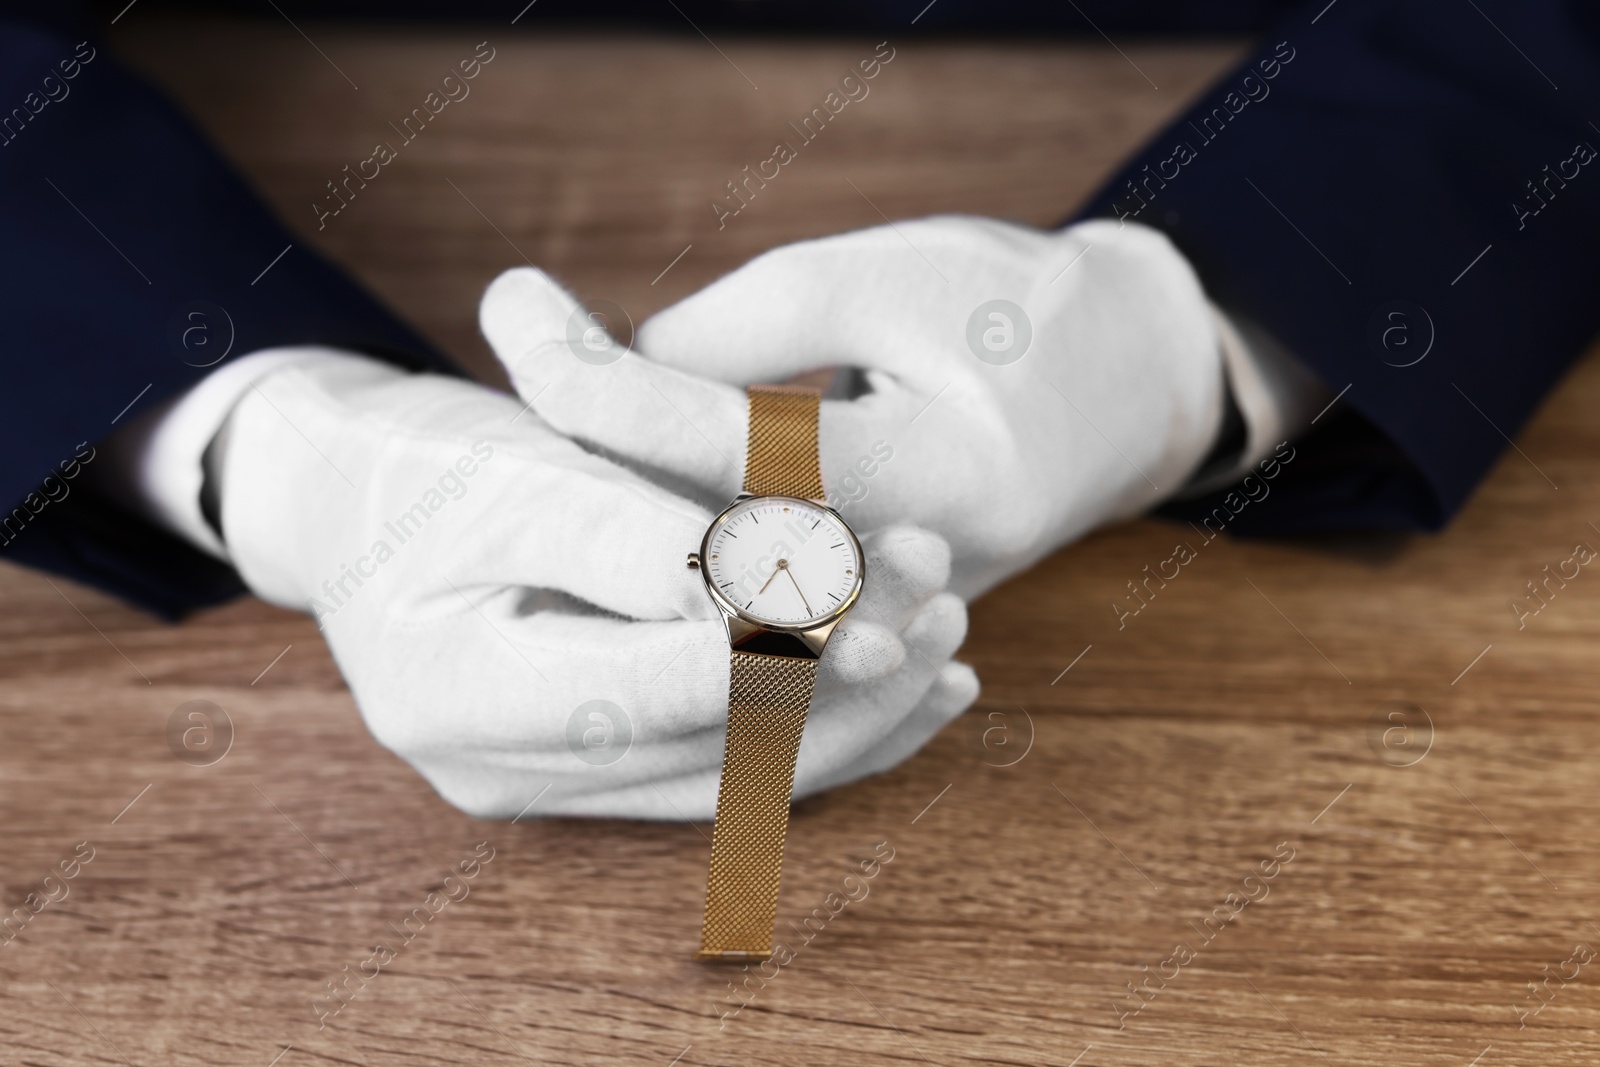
<box><xmin>703</xmin><ymin>497</ymin><xmax>863</xmax><ymax>627</ymax></box>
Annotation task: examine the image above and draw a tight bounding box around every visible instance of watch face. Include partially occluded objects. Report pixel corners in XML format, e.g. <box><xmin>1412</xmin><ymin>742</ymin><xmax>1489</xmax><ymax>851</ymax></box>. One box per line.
<box><xmin>702</xmin><ymin>496</ymin><xmax>864</xmax><ymax>628</ymax></box>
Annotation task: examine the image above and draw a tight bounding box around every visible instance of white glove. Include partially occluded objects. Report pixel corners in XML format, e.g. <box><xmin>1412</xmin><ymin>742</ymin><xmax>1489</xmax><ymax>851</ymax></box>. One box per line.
<box><xmin>210</xmin><ymin>346</ymin><xmax>976</xmax><ymax>820</ymax></box>
<box><xmin>490</xmin><ymin>216</ymin><xmax>1229</xmax><ymax>599</ymax></box>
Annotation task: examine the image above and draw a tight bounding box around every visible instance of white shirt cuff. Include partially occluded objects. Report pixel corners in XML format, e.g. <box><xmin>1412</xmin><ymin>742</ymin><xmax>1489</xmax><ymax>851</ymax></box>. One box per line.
<box><xmin>1183</xmin><ymin>308</ymin><xmax>1332</xmax><ymax>498</ymax></box>
<box><xmin>91</xmin><ymin>347</ymin><xmax>365</xmax><ymax>561</ymax></box>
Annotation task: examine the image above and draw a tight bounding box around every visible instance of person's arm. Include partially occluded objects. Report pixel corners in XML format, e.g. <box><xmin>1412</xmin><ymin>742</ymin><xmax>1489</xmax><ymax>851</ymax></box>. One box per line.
<box><xmin>0</xmin><ymin>15</ymin><xmax>456</xmax><ymax>617</ymax></box>
<box><xmin>1076</xmin><ymin>0</ymin><xmax>1600</xmax><ymax>534</ymax></box>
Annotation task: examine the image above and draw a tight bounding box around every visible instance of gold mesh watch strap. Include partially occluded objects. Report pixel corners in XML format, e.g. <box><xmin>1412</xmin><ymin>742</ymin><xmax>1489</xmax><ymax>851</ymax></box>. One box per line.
<box><xmin>695</xmin><ymin>383</ymin><xmax>828</xmax><ymax>961</ymax></box>
<box><xmin>743</xmin><ymin>385</ymin><xmax>824</xmax><ymax>500</ymax></box>
<box><xmin>696</xmin><ymin>651</ymin><xmax>820</xmax><ymax>960</ymax></box>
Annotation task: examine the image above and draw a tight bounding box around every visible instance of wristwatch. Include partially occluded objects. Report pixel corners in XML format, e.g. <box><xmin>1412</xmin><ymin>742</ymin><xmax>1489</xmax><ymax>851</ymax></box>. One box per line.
<box><xmin>686</xmin><ymin>384</ymin><xmax>865</xmax><ymax>961</ymax></box>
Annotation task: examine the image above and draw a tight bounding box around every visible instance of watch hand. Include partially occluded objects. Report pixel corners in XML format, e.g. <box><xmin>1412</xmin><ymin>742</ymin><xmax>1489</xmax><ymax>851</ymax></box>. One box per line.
<box><xmin>756</xmin><ymin>560</ymin><xmax>784</xmax><ymax>595</ymax></box>
<box><xmin>784</xmin><ymin>566</ymin><xmax>814</xmax><ymax>617</ymax></box>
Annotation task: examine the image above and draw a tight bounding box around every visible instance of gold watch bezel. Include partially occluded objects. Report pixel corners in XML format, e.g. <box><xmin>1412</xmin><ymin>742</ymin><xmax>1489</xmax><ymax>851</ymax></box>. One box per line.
<box><xmin>697</xmin><ymin>494</ymin><xmax>865</xmax><ymax>634</ymax></box>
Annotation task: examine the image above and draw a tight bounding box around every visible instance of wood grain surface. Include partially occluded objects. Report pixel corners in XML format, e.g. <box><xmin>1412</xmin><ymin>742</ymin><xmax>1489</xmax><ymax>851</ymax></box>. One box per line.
<box><xmin>3</xmin><ymin>16</ymin><xmax>1597</xmax><ymax>1067</ymax></box>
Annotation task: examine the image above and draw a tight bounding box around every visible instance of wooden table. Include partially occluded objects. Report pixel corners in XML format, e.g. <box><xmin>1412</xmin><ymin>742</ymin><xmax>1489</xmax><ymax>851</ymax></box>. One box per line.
<box><xmin>4</xmin><ymin>17</ymin><xmax>1596</xmax><ymax>1066</ymax></box>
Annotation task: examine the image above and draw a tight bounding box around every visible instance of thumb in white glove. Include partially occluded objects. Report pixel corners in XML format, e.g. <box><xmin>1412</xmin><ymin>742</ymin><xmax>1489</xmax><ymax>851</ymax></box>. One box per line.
<box><xmin>485</xmin><ymin>216</ymin><xmax>1229</xmax><ymax>599</ymax></box>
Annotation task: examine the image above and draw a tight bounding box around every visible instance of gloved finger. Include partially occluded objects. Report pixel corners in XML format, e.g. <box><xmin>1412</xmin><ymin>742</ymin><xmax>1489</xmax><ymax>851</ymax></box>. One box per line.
<box><xmin>498</xmin><ymin>594</ymin><xmax>909</xmax><ymax>699</ymax></box>
<box><xmin>817</xmin><ymin>619</ymin><xmax>904</xmax><ymax>685</ymax></box>
<box><xmin>640</xmin><ymin>214</ymin><xmax>1087</xmax><ymax>388</ymax></box>
<box><xmin>600</xmin><ymin>652</ymin><xmax>957</xmax><ymax>821</ymax></box>
<box><xmin>481</xmin><ymin>266</ymin><xmax>747</xmax><ymax>496</ymax></box>
<box><xmin>900</xmin><ymin>591</ymin><xmax>968</xmax><ymax>666</ymax></box>
<box><xmin>394</xmin><ymin>583</ymin><xmax>922</xmax><ymax>756</ymax></box>
<box><xmin>477</xmin><ymin>265</ymin><xmax>592</xmax><ymax>399</ymax></box>
<box><xmin>402</xmin><ymin>657</ymin><xmax>970</xmax><ymax>823</ymax></box>
<box><xmin>800</xmin><ymin>613</ymin><xmax>964</xmax><ymax>781</ymax></box>
<box><xmin>800</xmin><ymin>660</ymin><xmax>979</xmax><ymax>799</ymax></box>
<box><xmin>533</xmin><ymin>766</ymin><xmax>726</xmax><ymax>821</ymax></box>
<box><xmin>637</xmin><ymin>227</ymin><xmax>974</xmax><ymax>384</ymax></box>
<box><xmin>809</xmin><ymin>524</ymin><xmax>952</xmax><ymax>691</ymax></box>
<box><xmin>432</xmin><ymin>436</ymin><xmax>716</xmax><ymax>622</ymax></box>
<box><xmin>799</xmin><ymin>589</ymin><xmax>969</xmax><ymax>778</ymax></box>
<box><xmin>608</xmin><ymin>533</ymin><xmax>964</xmax><ymax>794</ymax></box>
<box><xmin>531</xmin><ymin>350</ymin><xmax>935</xmax><ymax>507</ymax></box>
<box><xmin>793</xmin><ymin>653</ymin><xmax>950</xmax><ymax>794</ymax></box>
<box><xmin>848</xmin><ymin>525</ymin><xmax>950</xmax><ymax>628</ymax></box>
<box><xmin>816</xmin><ymin>589</ymin><xmax>965</xmax><ymax>704</ymax></box>
<box><xmin>355</xmin><ymin>612</ymin><xmax>727</xmax><ymax>753</ymax></box>
<box><xmin>799</xmin><ymin>589</ymin><xmax>972</xmax><ymax>783</ymax></box>
<box><xmin>413</xmin><ymin>526</ymin><xmax>953</xmax><ymax>765</ymax></box>
<box><xmin>483</xmin><ymin>267</ymin><xmax>952</xmax><ymax>506</ymax></box>
<box><xmin>388</xmin><ymin>627</ymin><xmax>954</xmax><ymax>822</ymax></box>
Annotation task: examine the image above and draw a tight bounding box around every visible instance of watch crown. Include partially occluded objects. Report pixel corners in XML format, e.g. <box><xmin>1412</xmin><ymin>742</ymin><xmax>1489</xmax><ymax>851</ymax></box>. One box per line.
<box><xmin>686</xmin><ymin>552</ymin><xmax>702</xmax><ymax>571</ymax></box>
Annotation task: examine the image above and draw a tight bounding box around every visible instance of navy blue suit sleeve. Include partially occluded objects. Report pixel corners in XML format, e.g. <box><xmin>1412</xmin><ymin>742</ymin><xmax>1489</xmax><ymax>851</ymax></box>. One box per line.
<box><xmin>1074</xmin><ymin>0</ymin><xmax>1600</xmax><ymax>534</ymax></box>
<box><xmin>0</xmin><ymin>19</ymin><xmax>457</xmax><ymax>618</ymax></box>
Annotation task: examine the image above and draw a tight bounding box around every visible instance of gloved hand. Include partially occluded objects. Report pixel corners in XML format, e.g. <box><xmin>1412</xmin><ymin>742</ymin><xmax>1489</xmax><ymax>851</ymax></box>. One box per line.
<box><xmin>488</xmin><ymin>216</ymin><xmax>1228</xmax><ymax>598</ymax></box>
<box><xmin>211</xmin><ymin>346</ymin><xmax>976</xmax><ymax>820</ymax></box>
